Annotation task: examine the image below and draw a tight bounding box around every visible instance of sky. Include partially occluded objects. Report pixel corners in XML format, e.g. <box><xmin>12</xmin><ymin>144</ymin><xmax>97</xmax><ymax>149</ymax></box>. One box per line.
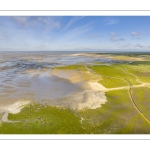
<box><xmin>0</xmin><ymin>16</ymin><xmax>150</xmax><ymax>51</ymax></box>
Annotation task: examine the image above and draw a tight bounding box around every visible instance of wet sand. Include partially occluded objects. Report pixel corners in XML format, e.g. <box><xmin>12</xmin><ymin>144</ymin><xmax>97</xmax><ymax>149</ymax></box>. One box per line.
<box><xmin>0</xmin><ymin>52</ymin><xmax>110</xmax><ymax>114</ymax></box>
<box><xmin>41</xmin><ymin>69</ymin><xmax>107</xmax><ymax>110</ymax></box>
<box><xmin>0</xmin><ymin>67</ymin><xmax>107</xmax><ymax>113</ymax></box>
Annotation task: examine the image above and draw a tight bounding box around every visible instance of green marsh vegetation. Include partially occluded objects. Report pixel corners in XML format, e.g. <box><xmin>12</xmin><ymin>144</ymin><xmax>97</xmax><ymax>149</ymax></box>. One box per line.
<box><xmin>88</xmin><ymin>65</ymin><xmax>139</xmax><ymax>86</ymax></box>
<box><xmin>131</xmin><ymin>87</ymin><xmax>150</xmax><ymax>121</ymax></box>
<box><xmin>1</xmin><ymin>89</ymin><xmax>150</xmax><ymax>134</ymax></box>
<box><xmin>116</xmin><ymin>61</ymin><xmax>150</xmax><ymax>83</ymax></box>
<box><xmin>1</xmin><ymin>59</ymin><xmax>150</xmax><ymax>134</ymax></box>
<box><xmin>56</xmin><ymin>65</ymin><xmax>87</xmax><ymax>71</ymax></box>
<box><xmin>0</xmin><ymin>104</ymin><xmax>85</xmax><ymax>134</ymax></box>
<box><xmin>79</xmin><ymin>90</ymin><xmax>150</xmax><ymax>134</ymax></box>
<box><xmin>98</xmin><ymin>76</ymin><xmax>128</xmax><ymax>88</ymax></box>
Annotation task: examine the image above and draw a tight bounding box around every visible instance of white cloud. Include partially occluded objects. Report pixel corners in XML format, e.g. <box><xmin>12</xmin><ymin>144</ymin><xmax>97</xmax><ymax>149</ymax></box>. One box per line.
<box><xmin>60</xmin><ymin>23</ymin><xmax>93</xmax><ymax>41</ymax></box>
<box><xmin>37</xmin><ymin>17</ymin><xmax>60</xmax><ymax>28</ymax></box>
<box><xmin>131</xmin><ymin>32</ymin><xmax>141</xmax><ymax>36</ymax></box>
<box><xmin>64</xmin><ymin>16</ymin><xmax>84</xmax><ymax>29</ymax></box>
<box><xmin>110</xmin><ymin>32</ymin><xmax>119</xmax><ymax>36</ymax></box>
<box><xmin>135</xmin><ymin>44</ymin><xmax>143</xmax><ymax>48</ymax></box>
<box><xmin>111</xmin><ymin>46</ymin><xmax>118</xmax><ymax>49</ymax></box>
<box><xmin>11</xmin><ymin>16</ymin><xmax>61</xmax><ymax>29</ymax></box>
<box><xmin>110</xmin><ymin>32</ymin><xmax>124</xmax><ymax>42</ymax></box>
<box><xmin>11</xmin><ymin>16</ymin><xmax>29</xmax><ymax>26</ymax></box>
<box><xmin>111</xmin><ymin>37</ymin><xmax>117</xmax><ymax>42</ymax></box>
<box><xmin>103</xmin><ymin>17</ymin><xmax>120</xmax><ymax>25</ymax></box>
<box><xmin>110</xmin><ymin>37</ymin><xmax>125</xmax><ymax>42</ymax></box>
<box><xmin>132</xmin><ymin>37</ymin><xmax>141</xmax><ymax>40</ymax></box>
<box><xmin>38</xmin><ymin>17</ymin><xmax>49</xmax><ymax>24</ymax></box>
<box><xmin>52</xmin><ymin>21</ymin><xmax>61</xmax><ymax>29</ymax></box>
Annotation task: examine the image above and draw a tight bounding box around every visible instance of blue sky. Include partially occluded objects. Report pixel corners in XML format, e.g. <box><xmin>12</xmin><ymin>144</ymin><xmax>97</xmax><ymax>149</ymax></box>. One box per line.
<box><xmin>0</xmin><ymin>16</ymin><xmax>150</xmax><ymax>51</ymax></box>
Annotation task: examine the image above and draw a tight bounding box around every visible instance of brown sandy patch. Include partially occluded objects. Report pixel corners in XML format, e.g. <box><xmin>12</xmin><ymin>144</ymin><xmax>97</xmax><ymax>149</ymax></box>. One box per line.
<box><xmin>0</xmin><ymin>100</ymin><xmax>31</xmax><ymax>114</ymax></box>
<box><xmin>0</xmin><ymin>93</ymin><xmax>34</xmax><ymax>114</ymax></box>
<box><xmin>43</xmin><ymin>68</ymin><xmax>107</xmax><ymax>110</ymax></box>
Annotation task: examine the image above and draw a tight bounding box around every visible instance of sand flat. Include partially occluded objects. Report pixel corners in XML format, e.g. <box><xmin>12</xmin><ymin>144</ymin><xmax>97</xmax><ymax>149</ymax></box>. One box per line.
<box><xmin>0</xmin><ymin>52</ymin><xmax>113</xmax><ymax>114</ymax></box>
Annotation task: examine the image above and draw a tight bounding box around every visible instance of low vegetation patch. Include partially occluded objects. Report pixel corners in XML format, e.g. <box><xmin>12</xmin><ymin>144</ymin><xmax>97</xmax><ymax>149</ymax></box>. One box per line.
<box><xmin>119</xmin><ymin>62</ymin><xmax>150</xmax><ymax>83</ymax></box>
<box><xmin>56</xmin><ymin>65</ymin><xmax>87</xmax><ymax>71</ymax></box>
<box><xmin>1</xmin><ymin>89</ymin><xmax>150</xmax><ymax>134</ymax></box>
<box><xmin>98</xmin><ymin>76</ymin><xmax>128</xmax><ymax>88</ymax></box>
<box><xmin>131</xmin><ymin>87</ymin><xmax>150</xmax><ymax>121</ymax></box>
<box><xmin>89</xmin><ymin>65</ymin><xmax>139</xmax><ymax>85</ymax></box>
<box><xmin>79</xmin><ymin>90</ymin><xmax>150</xmax><ymax>134</ymax></box>
<box><xmin>0</xmin><ymin>104</ymin><xmax>85</xmax><ymax>134</ymax></box>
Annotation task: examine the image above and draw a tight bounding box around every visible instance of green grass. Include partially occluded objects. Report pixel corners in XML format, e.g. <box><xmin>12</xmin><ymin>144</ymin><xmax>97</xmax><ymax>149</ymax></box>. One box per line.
<box><xmin>113</xmin><ymin>62</ymin><xmax>150</xmax><ymax>83</ymax></box>
<box><xmin>98</xmin><ymin>76</ymin><xmax>128</xmax><ymax>88</ymax></box>
<box><xmin>79</xmin><ymin>89</ymin><xmax>150</xmax><ymax>134</ymax></box>
<box><xmin>127</xmin><ymin>69</ymin><xmax>150</xmax><ymax>83</ymax></box>
<box><xmin>131</xmin><ymin>87</ymin><xmax>150</xmax><ymax>121</ymax></box>
<box><xmin>0</xmin><ymin>104</ymin><xmax>85</xmax><ymax>134</ymax></box>
<box><xmin>88</xmin><ymin>65</ymin><xmax>139</xmax><ymax>85</ymax></box>
<box><xmin>126</xmin><ymin>69</ymin><xmax>150</xmax><ymax>83</ymax></box>
<box><xmin>55</xmin><ymin>65</ymin><xmax>87</xmax><ymax>71</ymax></box>
<box><xmin>131</xmin><ymin>61</ymin><xmax>150</xmax><ymax>65</ymax></box>
<box><xmin>1</xmin><ymin>89</ymin><xmax>150</xmax><ymax>134</ymax></box>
